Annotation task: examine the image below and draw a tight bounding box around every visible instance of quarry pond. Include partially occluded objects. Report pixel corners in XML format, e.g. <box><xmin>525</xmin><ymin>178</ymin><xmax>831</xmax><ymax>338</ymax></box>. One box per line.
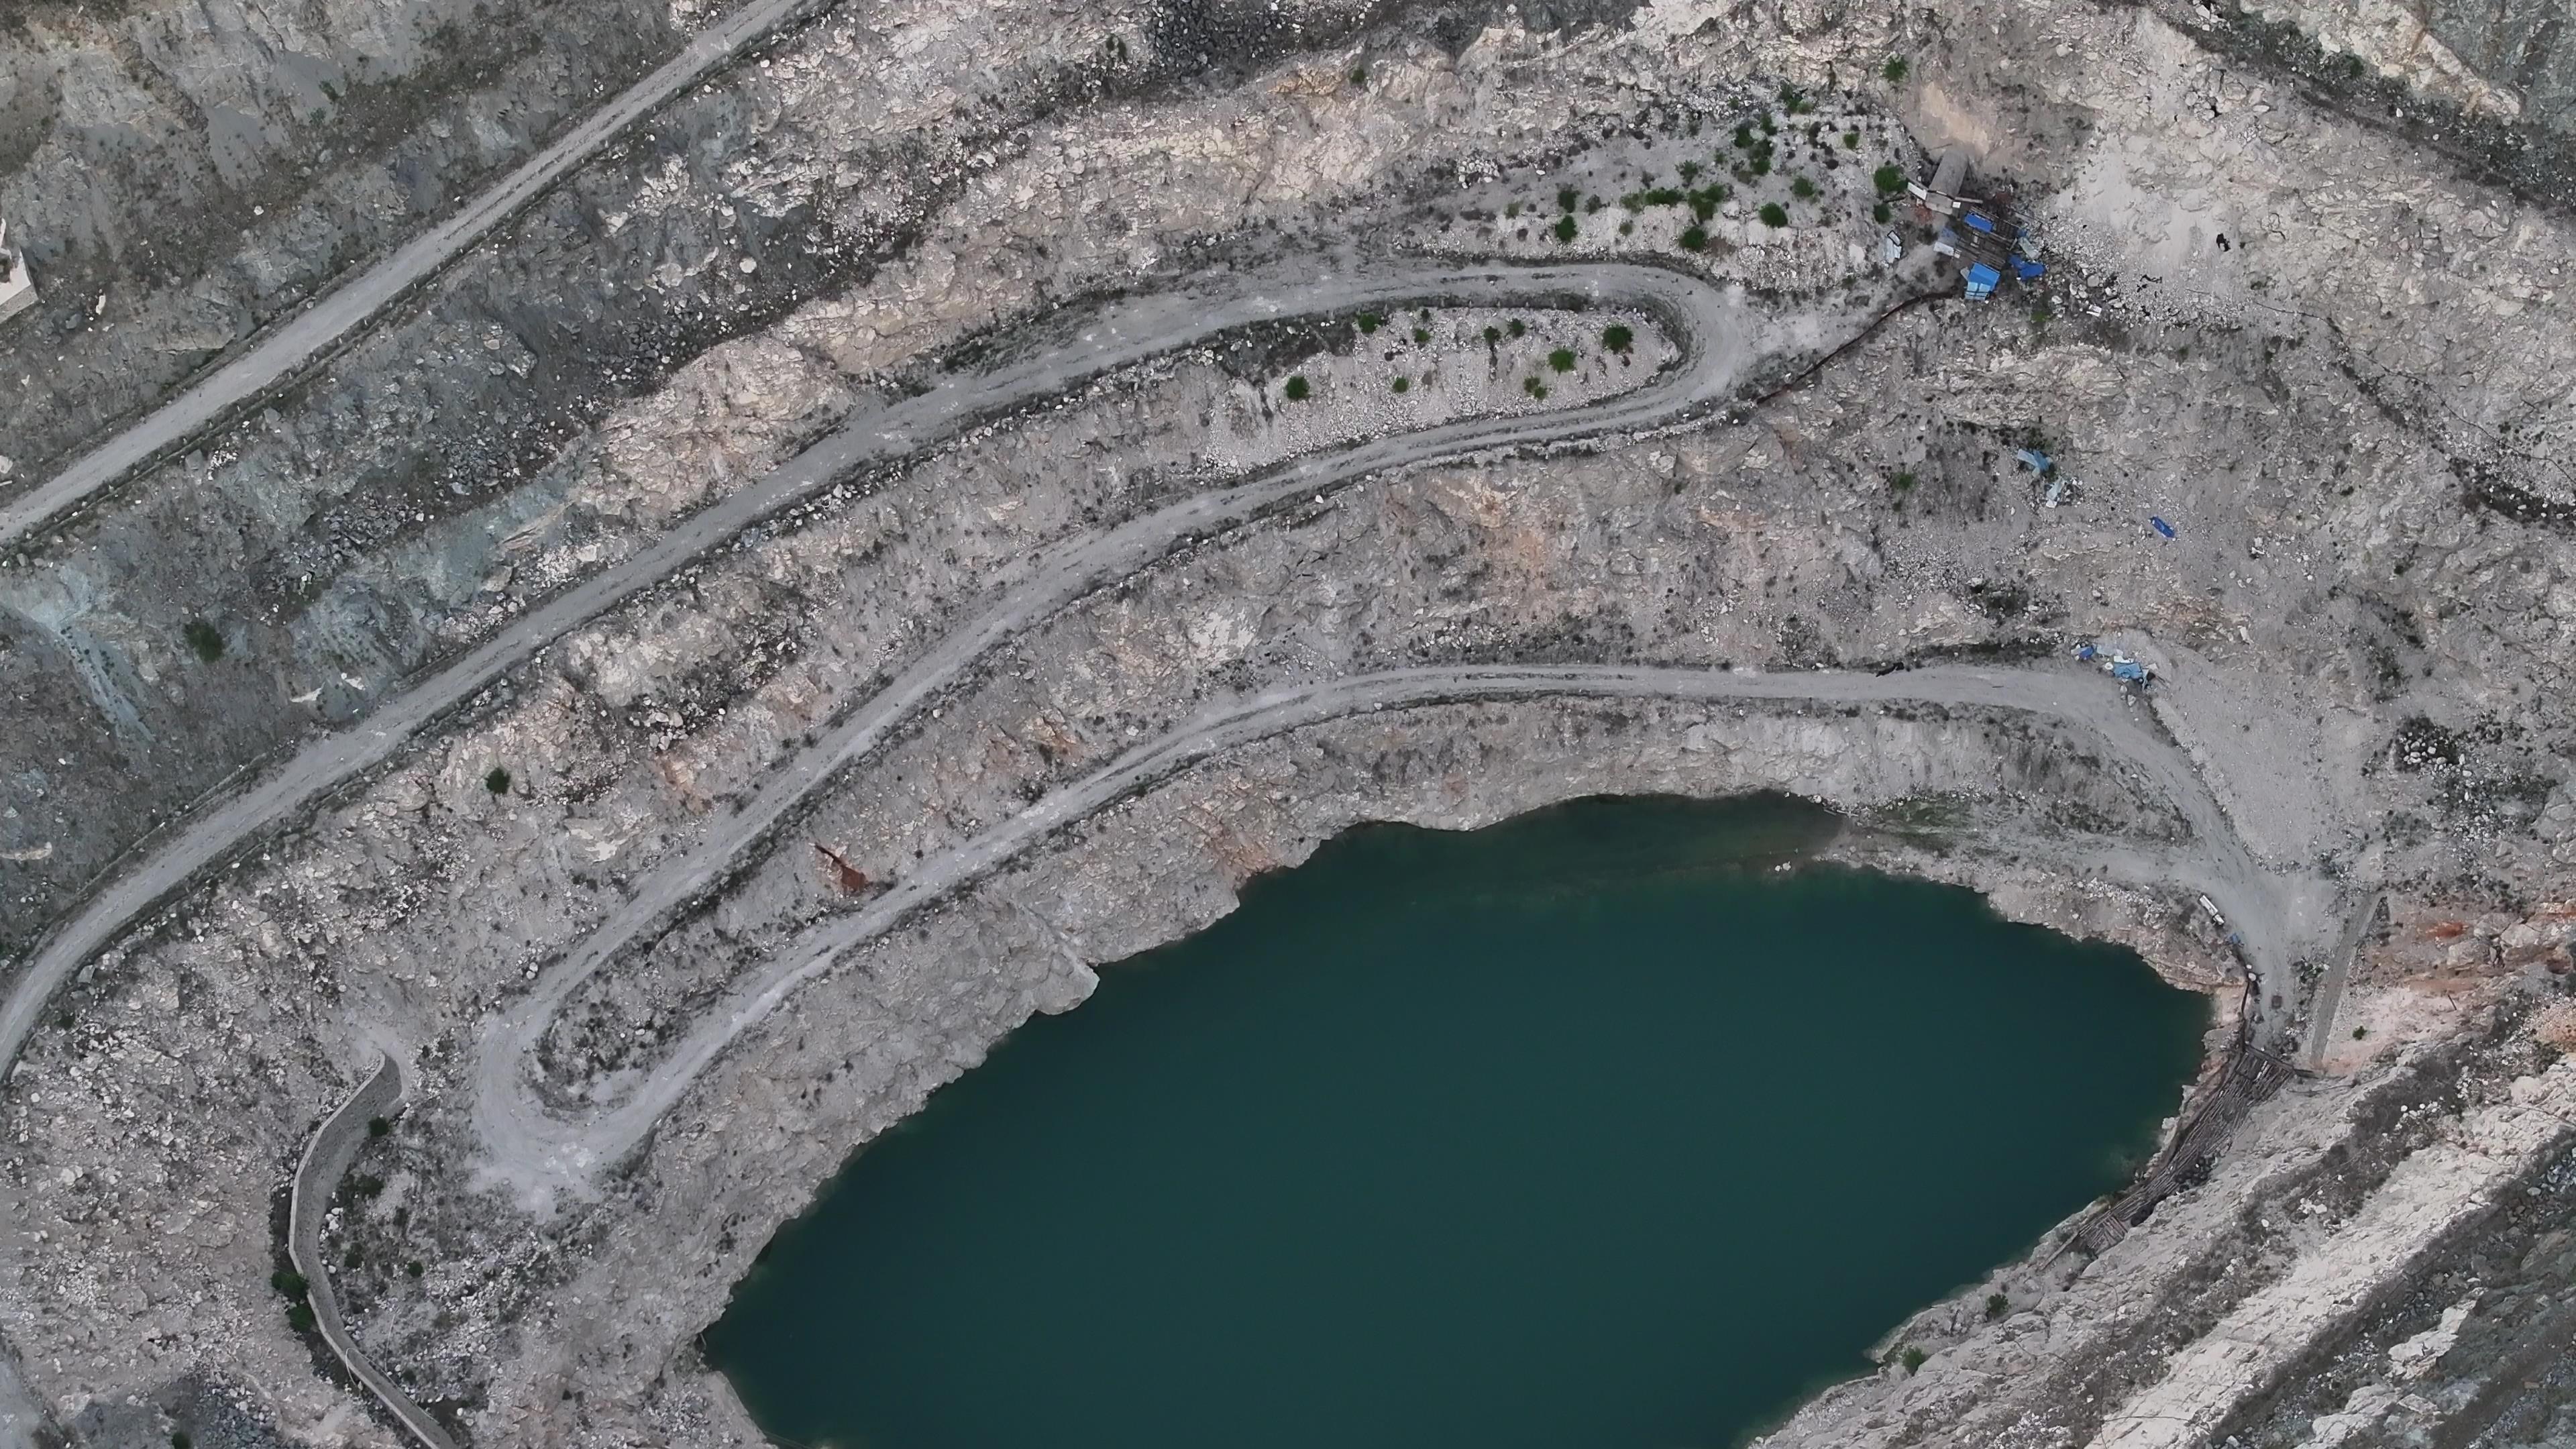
<box><xmin>706</xmin><ymin>795</ymin><xmax>2208</xmax><ymax>1449</ymax></box>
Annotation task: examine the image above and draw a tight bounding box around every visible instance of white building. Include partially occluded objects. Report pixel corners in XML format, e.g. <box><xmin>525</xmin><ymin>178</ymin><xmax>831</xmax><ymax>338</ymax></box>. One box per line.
<box><xmin>0</xmin><ymin>219</ymin><xmax>36</xmax><ymax>327</ymax></box>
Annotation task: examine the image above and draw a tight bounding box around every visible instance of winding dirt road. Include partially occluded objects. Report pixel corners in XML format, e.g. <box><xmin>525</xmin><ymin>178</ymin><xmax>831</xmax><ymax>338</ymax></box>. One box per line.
<box><xmin>0</xmin><ymin>260</ymin><xmax>1740</xmax><ymax>1080</ymax></box>
<box><xmin>477</xmin><ymin>660</ymin><xmax>2288</xmax><ymax>1197</ymax></box>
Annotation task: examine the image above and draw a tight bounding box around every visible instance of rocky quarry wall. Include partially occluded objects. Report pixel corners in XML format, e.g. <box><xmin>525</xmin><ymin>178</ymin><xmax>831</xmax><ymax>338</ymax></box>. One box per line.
<box><xmin>1</xmin><ymin>0</ymin><xmax>2575</xmax><ymax>1444</ymax></box>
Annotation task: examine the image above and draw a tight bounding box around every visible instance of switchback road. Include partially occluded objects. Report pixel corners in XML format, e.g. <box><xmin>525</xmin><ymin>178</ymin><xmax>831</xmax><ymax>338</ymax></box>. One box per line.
<box><xmin>0</xmin><ymin>260</ymin><xmax>1739</xmax><ymax>1084</ymax></box>
<box><xmin>476</xmin><ymin>659</ymin><xmax>2287</xmax><ymax>1197</ymax></box>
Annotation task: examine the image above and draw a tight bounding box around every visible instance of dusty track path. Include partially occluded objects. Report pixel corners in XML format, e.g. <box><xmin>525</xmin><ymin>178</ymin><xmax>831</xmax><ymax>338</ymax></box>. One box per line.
<box><xmin>478</xmin><ymin>660</ymin><xmax>2286</xmax><ymax>1197</ymax></box>
<box><xmin>0</xmin><ymin>0</ymin><xmax>826</xmax><ymax>549</ymax></box>
<box><xmin>0</xmin><ymin>260</ymin><xmax>1741</xmax><ymax>1081</ymax></box>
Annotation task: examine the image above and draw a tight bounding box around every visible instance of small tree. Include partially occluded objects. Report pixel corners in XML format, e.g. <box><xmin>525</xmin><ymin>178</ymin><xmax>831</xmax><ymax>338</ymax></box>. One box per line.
<box><xmin>1283</xmin><ymin>375</ymin><xmax>1311</xmax><ymax>401</ymax></box>
<box><xmin>1483</xmin><ymin>325</ymin><xmax>1502</xmax><ymax>344</ymax></box>
<box><xmin>1679</xmin><ymin>225</ymin><xmax>1709</xmax><ymax>252</ymax></box>
<box><xmin>1553</xmin><ymin>215</ymin><xmax>1577</xmax><ymax>244</ymax></box>
<box><xmin>484</xmin><ymin>766</ymin><xmax>512</xmax><ymax>796</ymax></box>
<box><xmin>1986</xmin><ymin>1293</ymin><xmax>2010</xmax><ymax>1320</ymax></box>
<box><xmin>1900</xmin><ymin>1346</ymin><xmax>1928</xmax><ymax>1375</ymax></box>
<box><xmin>1873</xmin><ymin>164</ymin><xmax>1907</xmax><ymax>197</ymax></box>
<box><xmin>181</xmin><ymin>621</ymin><xmax>225</xmax><ymax>663</ymax></box>
<box><xmin>1883</xmin><ymin>56</ymin><xmax>1910</xmax><ymax>83</ymax></box>
<box><xmin>1601</xmin><ymin>323</ymin><xmax>1635</xmax><ymax>354</ymax></box>
<box><xmin>1872</xmin><ymin>201</ymin><xmax>1893</xmax><ymax>224</ymax></box>
<box><xmin>1548</xmin><ymin>347</ymin><xmax>1576</xmax><ymax>374</ymax></box>
<box><xmin>1758</xmin><ymin>203</ymin><xmax>1789</xmax><ymax>228</ymax></box>
<box><xmin>1507</xmin><ymin>319</ymin><xmax>1525</xmax><ymax>337</ymax></box>
<box><xmin>1391</xmin><ymin>376</ymin><xmax>1410</xmax><ymax>394</ymax></box>
<box><xmin>366</xmin><ymin>1116</ymin><xmax>390</xmax><ymax>1138</ymax></box>
<box><xmin>1557</xmin><ymin>185</ymin><xmax>1580</xmax><ymax>213</ymax></box>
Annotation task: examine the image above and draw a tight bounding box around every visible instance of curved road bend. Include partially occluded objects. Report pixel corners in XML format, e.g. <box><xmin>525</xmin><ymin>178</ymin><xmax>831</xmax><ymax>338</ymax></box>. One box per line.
<box><xmin>287</xmin><ymin>1053</ymin><xmax>460</xmax><ymax>1449</ymax></box>
<box><xmin>480</xmin><ymin>660</ymin><xmax>2285</xmax><ymax>1193</ymax></box>
<box><xmin>0</xmin><ymin>0</ymin><xmax>823</xmax><ymax>550</ymax></box>
<box><xmin>0</xmin><ymin>260</ymin><xmax>1733</xmax><ymax>1080</ymax></box>
<box><xmin>508</xmin><ymin>275</ymin><xmax>1757</xmax><ymax>1081</ymax></box>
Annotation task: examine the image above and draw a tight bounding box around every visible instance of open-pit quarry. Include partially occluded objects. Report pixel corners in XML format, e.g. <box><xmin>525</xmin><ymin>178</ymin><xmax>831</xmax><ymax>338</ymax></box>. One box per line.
<box><xmin>2</xmin><ymin>0</ymin><xmax>2575</xmax><ymax>1444</ymax></box>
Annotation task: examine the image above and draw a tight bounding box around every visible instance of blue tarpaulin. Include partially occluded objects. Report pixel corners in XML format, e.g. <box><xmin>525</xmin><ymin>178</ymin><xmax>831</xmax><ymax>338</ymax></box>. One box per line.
<box><xmin>1964</xmin><ymin>263</ymin><xmax>2001</xmax><ymax>300</ymax></box>
<box><xmin>2076</xmin><ymin>643</ymin><xmax>2098</xmax><ymax>661</ymax></box>
<box><xmin>2150</xmin><ymin>516</ymin><xmax>2177</xmax><ymax>539</ymax></box>
<box><xmin>2012</xmin><ymin>256</ymin><xmax>2046</xmax><ymax>281</ymax></box>
<box><xmin>2111</xmin><ymin>660</ymin><xmax>2148</xmax><ymax>682</ymax></box>
<box><xmin>1962</xmin><ymin>211</ymin><xmax>1997</xmax><ymax>233</ymax></box>
<box><xmin>2015</xmin><ymin>448</ymin><xmax>2053</xmax><ymax>474</ymax></box>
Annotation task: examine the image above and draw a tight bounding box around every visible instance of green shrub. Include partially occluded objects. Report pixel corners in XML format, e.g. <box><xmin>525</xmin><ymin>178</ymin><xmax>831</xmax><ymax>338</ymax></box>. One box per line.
<box><xmin>1873</xmin><ymin>164</ymin><xmax>1907</xmax><ymax>196</ymax></box>
<box><xmin>1348</xmin><ymin>64</ymin><xmax>1367</xmax><ymax>86</ymax></box>
<box><xmin>1558</xmin><ymin>185</ymin><xmax>1580</xmax><ymax>213</ymax></box>
<box><xmin>1391</xmin><ymin>376</ymin><xmax>1410</xmax><ymax>394</ymax></box>
<box><xmin>1883</xmin><ymin>56</ymin><xmax>1909</xmax><ymax>83</ymax></box>
<box><xmin>408</xmin><ymin>1260</ymin><xmax>425</xmax><ymax>1277</ymax></box>
<box><xmin>2353</xmin><ymin>1026</ymin><xmax>2369</xmax><ymax>1040</ymax></box>
<box><xmin>484</xmin><ymin>767</ymin><xmax>512</xmax><ymax>796</ymax></box>
<box><xmin>1356</xmin><ymin>312</ymin><xmax>1383</xmax><ymax>333</ymax></box>
<box><xmin>272</xmin><ymin>1269</ymin><xmax>309</xmax><ymax>1301</ymax></box>
<box><xmin>1986</xmin><ymin>1293</ymin><xmax>2010</xmax><ymax>1320</ymax></box>
<box><xmin>366</xmin><ymin>1116</ymin><xmax>390</xmax><ymax>1138</ymax></box>
<box><xmin>172</xmin><ymin>1434</ymin><xmax>193</xmax><ymax>1449</ymax></box>
<box><xmin>1601</xmin><ymin>323</ymin><xmax>1635</xmax><ymax>354</ymax></box>
<box><xmin>1891</xmin><ymin>471</ymin><xmax>1917</xmax><ymax>491</ymax></box>
<box><xmin>1523</xmin><ymin>377</ymin><xmax>1549</xmax><ymax>399</ymax></box>
<box><xmin>1283</xmin><ymin>375</ymin><xmax>1311</xmax><ymax>400</ymax></box>
<box><xmin>1679</xmin><ymin>225</ymin><xmax>1709</xmax><ymax>251</ymax></box>
<box><xmin>1900</xmin><ymin>1346</ymin><xmax>1928</xmax><ymax>1375</ymax></box>
<box><xmin>1843</xmin><ymin>130</ymin><xmax>1861</xmax><ymax>148</ymax></box>
<box><xmin>1507</xmin><ymin>319</ymin><xmax>1525</xmax><ymax>337</ymax></box>
<box><xmin>1732</xmin><ymin>124</ymin><xmax>1754</xmax><ymax>150</ymax></box>
<box><xmin>1413</xmin><ymin>326</ymin><xmax>1432</xmax><ymax>344</ymax></box>
<box><xmin>1483</xmin><ymin>325</ymin><xmax>1502</xmax><ymax>343</ymax></box>
<box><xmin>1678</xmin><ymin>160</ymin><xmax>1702</xmax><ymax>182</ymax></box>
<box><xmin>1872</xmin><ymin>201</ymin><xmax>1892</xmax><ymax>223</ymax></box>
<box><xmin>1790</xmin><ymin>176</ymin><xmax>1817</xmax><ymax>199</ymax></box>
<box><xmin>181</xmin><ymin>621</ymin><xmax>225</xmax><ymax>663</ymax></box>
<box><xmin>1618</xmin><ymin>220</ymin><xmax>1634</xmax><ymax>235</ymax></box>
<box><xmin>1553</xmin><ymin>215</ymin><xmax>1578</xmax><ymax>244</ymax></box>
<box><xmin>286</xmin><ymin>1303</ymin><xmax>317</xmax><ymax>1334</ymax></box>
<box><xmin>1758</xmin><ymin>203</ymin><xmax>1788</xmax><ymax>228</ymax></box>
<box><xmin>1548</xmin><ymin>347</ymin><xmax>1576</xmax><ymax>373</ymax></box>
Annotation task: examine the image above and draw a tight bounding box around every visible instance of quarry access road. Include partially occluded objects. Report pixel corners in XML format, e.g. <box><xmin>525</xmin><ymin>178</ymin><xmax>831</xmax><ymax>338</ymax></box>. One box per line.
<box><xmin>0</xmin><ymin>0</ymin><xmax>823</xmax><ymax>551</ymax></box>
<box><xmin>481</xmin><ymin>659</ymin><xmax>2292</xmax><ymax>1199</ymax></box>
<box><xmin>0</xmin><ymin>258</ymin><xmax>1751</xmax><ymax>1086</ymax></box>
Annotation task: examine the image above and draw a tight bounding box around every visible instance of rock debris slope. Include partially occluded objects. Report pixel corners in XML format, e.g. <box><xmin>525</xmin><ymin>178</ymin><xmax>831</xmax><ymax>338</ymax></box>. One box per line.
<box><xmin>2</xmin><ymin>0</ymin><xmax>2574</xmax><ymax>1444</ymax></box>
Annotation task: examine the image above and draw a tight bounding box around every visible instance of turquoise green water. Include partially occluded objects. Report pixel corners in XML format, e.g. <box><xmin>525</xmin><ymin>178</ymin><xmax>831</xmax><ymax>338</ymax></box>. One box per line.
<box><xmin>707</xmin><ymin>795</ymin><xmax>2206</xmax><ymax>1449</ymax></box>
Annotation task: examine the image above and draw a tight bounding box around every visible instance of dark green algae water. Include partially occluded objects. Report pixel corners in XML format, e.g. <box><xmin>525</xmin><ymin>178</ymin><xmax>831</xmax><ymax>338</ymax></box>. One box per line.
<box><xmin>706</xmin><ymin>795</ymin><xmax>2206</xmax><ymax>1449</ymax></box>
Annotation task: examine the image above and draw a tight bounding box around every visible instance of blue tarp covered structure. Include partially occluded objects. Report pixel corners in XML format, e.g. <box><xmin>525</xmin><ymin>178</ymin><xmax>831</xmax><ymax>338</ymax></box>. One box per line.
<box><xmin>2012</xmin><ymin>256</ymin><xmax>2045</xmax><ymax>281</ymax></box>
<box><xmin>2150</xmin><ymin>516</ymin><xmax>2177</xmax><ymax>538</ymax></box>
<box><xmin>2015</xmin><ymin>447</ymin><xmax>2053</xmax><ymax>474</ymax></box>
<box><xmin>1962</xmin><ymin>211</ymin><xmax>1998</xmax><ymax>233</ymax></box>
<box><xmin>1964</xmin><ymin>262</ymin><xmax>2001</xmax><ymax>299</ymax></box>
